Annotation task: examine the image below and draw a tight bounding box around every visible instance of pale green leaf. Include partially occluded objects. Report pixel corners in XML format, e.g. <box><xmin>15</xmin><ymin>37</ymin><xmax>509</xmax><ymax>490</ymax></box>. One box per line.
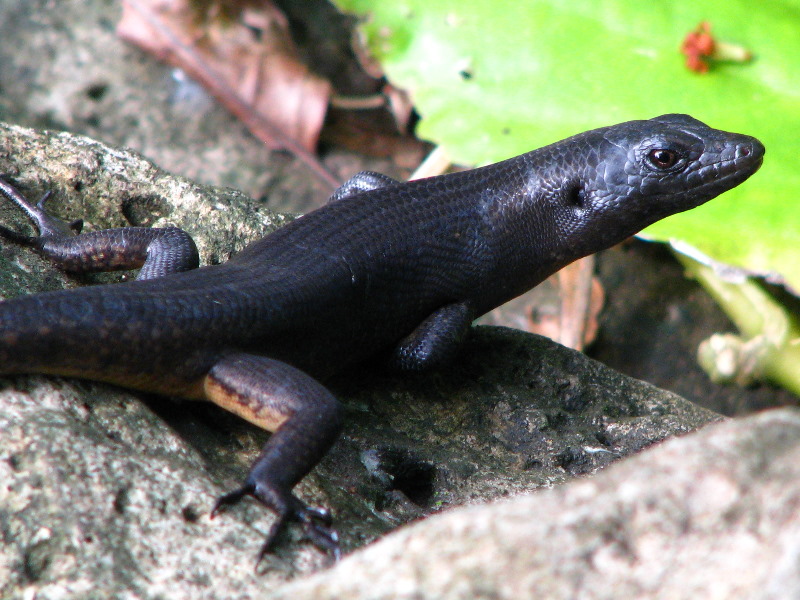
<box><xmin>336</xmin><ymin>0</ymin><xmax>800</xmax><ymax>288</ymax></box>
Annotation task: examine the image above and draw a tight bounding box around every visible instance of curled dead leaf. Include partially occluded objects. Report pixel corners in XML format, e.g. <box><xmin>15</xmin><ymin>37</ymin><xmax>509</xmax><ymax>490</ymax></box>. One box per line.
<box><xmin>118</xmin><ymin>0</ymin><xmax>334</xmax><ymax>183</ymax></box>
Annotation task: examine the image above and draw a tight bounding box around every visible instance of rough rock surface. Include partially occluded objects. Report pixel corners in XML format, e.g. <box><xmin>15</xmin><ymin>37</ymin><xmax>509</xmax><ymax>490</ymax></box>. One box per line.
<box><xmin>276</xmin><ymin>408</ymin><xmax>800</xmax><ymax>600</ymax></box>
<box><xmin>0</xmin><ymin>124</ymin><xmax>722</xmax><ymax>598</ymax></box>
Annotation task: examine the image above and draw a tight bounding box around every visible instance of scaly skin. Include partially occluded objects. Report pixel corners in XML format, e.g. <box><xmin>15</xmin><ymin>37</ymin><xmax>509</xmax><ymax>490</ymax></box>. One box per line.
<box><xmin>0</xmin><ymin>114</ymin><xmax>764</xmax><ymax>560</ymax></box>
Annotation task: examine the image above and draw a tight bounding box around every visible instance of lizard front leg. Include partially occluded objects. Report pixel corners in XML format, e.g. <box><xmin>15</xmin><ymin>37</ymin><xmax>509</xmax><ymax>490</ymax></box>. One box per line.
<box><xmin>390</xmin><ymin>301</ymin><xmax>475</xmax><ymax>371</ymax></box>
<box><xmin>0</xmin><ymin>178</ymin><xmax>199</xmax><ymax>280</ymax></box>
<box><xmin>204</xmin><ymin>353</ymin><xmax>343</xmax><ymax>561</ymax></box>
<box><xmin>327</xmin><ymin>171</ymin><xmax>400</xmax><ymax>203</ymax></box>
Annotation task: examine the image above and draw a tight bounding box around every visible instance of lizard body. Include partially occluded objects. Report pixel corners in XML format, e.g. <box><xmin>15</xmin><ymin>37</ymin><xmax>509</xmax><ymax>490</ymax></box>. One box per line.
<box><xmin>0</xmin><ymin>114</ymin><xmax>764</xmax><ymax>558</ymax></box>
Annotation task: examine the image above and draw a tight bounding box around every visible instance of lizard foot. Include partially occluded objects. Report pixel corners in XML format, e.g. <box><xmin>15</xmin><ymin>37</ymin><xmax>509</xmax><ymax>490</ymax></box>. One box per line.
<box><xmin>0</xmin><ymin>178</ymin><xmax>83</xmax><ymax>245</ymax></box>
<box><xmin>211</xmin><ymin>482</ymin><xmax>341</xmax><ymax>564</ymax></box>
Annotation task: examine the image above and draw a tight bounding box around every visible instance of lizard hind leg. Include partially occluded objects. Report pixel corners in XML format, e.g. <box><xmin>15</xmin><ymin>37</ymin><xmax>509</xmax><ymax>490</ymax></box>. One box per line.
<box><xmin>204</xmin><ymin>353</ymin><xmax>343</xmax><ymax>561</ymax></box>
<box><xmin>0</xmin><ymin>178</ymin><xmax>199</xmax><ymax>280</ymax></box>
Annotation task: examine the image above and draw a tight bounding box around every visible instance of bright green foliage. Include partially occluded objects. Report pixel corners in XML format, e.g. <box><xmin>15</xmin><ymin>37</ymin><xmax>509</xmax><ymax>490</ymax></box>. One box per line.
<box><xmin>335</xmin><ymin>0</ymin><xmax>800</xmax><ymax>289</ymax></box>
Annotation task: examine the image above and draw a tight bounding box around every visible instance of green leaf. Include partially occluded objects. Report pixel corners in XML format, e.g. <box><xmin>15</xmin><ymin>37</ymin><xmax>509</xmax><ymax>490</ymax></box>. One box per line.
<box><xmin>336</xmin><ymin>0</ymin><xmax>800</xmax><ymax>289</ymax></box>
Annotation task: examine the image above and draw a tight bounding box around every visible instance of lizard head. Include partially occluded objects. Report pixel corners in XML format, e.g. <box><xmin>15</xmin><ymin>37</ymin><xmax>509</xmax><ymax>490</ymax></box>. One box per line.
<box><xmin>583</xmin><ymin>113</ymin><xmax>763</xmax><ymax>233</ymax></box>
<box><xmin>529</xmin><ymin>114</ymin><xmax>764</xmax><ymax>254</ymax></box>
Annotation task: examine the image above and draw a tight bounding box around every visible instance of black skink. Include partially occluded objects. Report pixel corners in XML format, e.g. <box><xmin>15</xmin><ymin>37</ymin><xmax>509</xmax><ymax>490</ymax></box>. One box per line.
<box><xmin>0</xmin><ymin>114</ymin><xmax>764</xmax><ymax>559</ymax></box>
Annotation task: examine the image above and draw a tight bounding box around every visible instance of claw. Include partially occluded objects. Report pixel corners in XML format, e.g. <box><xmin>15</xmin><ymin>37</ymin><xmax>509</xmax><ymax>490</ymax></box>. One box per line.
<box><xmin>301</xmin><ymin>505</ymin><xmax>333</xmax><ymax>527</ymax></box>
<box><xmin>35</xmin><ymin>190</ymin><xmax>52</xmax><ymax>210</ymax></box>
<box><xmin>256</xmin><ymin>515</ymin><xmax>290</xmax><ymax>565</ymax></box>
<box><xmin>299</xmin><ymin>510</ymin><xmax>341</xmax><ymax>561</ymax></box>
<box><xmin>254</xmin><ymin>502</ymin><xmax>341</xmax><ymax>566</ymax></box>
<box><xmin>210</xmin><ymin>483</ymin><xmax>255</xmax><ymax>518</ymax></box>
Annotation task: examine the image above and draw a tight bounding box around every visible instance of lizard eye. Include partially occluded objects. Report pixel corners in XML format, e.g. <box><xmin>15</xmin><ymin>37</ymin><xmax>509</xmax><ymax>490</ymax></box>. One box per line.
<box><xmin>646</xmin><ymin>148</ymin><xmax>680</xmax><ymax>169</ymax></box>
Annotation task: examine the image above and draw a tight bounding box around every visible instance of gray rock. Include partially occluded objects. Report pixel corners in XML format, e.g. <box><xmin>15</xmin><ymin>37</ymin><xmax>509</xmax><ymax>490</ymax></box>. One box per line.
<box><xmin>0</xmin><ymin>124</ymin><xmax>721</xmax><ymax>598</ymax></box>
<box><xmin>276</xmin><ymin>408</ymin><xmax>800</xmax><ymax>600</ymax></box>
<box><xmin>0</xmin><ymin>379</ymin><xmax>282</xmax><ymax>599</ymax></box>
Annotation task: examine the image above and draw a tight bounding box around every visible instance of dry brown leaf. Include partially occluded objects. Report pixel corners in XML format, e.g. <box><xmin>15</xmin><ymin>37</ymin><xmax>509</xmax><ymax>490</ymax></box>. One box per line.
<box><xmin>118</xmin><ymin>0</ymin><xmax>332</xmax><ymax>159</ymax></box>
<box><xmin>554</xmin><ymin>256</ymin><xmax>604</xmax><ymax>350</ymax></box>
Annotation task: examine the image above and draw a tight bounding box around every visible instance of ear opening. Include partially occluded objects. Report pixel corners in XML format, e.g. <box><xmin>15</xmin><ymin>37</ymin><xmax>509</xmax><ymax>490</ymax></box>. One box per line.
<box><xmin>563</xmin><ymin>180</ymin><xmax>586</xmax><ymax>210</ymax></box>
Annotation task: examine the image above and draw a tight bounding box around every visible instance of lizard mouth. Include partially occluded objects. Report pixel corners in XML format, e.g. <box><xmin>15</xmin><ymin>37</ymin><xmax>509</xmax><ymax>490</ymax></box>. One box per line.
<box><xmin>702</xmin><ymin>153</ymin><xmax>763</xmax><ymax>193</ymax></box>
<box><xmin>691</xmin><ymin>138</ymin><xmax>765</xmax><ymax>199</ymax></box>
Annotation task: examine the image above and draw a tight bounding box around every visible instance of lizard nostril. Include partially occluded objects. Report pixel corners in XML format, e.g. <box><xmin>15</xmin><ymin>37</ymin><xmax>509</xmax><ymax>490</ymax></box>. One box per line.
<box><xmin>740</xmin><ymin>147</ymin><xmax>751</xmax><ymax>157</ymax></box>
